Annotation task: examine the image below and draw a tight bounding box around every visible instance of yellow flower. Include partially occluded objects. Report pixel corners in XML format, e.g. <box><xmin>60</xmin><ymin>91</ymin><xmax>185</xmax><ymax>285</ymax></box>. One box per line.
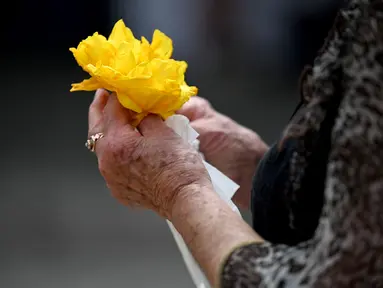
<box><xmin>70</xmin><ymin>19</ymin><xmax>198</xmax><ymax>124</ymax></box>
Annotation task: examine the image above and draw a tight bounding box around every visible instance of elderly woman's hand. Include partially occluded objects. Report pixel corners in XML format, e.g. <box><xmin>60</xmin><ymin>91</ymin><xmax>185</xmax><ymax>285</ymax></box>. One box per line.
<box><xmin>88</xmin><ymin>89</ymin><xmax>212</xmax><ymax>219</ymax></box>
<box><xmin>177</xmin><ymin>97</ymin><xmax>268</xmax><ymax>209</ymax></box>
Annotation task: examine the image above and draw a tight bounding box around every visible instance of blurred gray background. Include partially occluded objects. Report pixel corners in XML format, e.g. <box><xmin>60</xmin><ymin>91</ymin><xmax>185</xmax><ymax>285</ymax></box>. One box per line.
<box><xmin>2</xmin><ymin>0</ymin><xmax>341</xmax><ymax>287</ymax></box>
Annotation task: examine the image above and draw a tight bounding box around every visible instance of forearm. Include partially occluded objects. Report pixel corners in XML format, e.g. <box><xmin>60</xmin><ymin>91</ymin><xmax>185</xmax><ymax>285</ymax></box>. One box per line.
<box><xmin>231</xmin><ymin>126</ymin><xmax>269</xmax><ymax>210</ymax></box>
<box><xmin>170</xmin><ymin>183</ymin><xmax>264</xmax><ymax>287</ymax></box>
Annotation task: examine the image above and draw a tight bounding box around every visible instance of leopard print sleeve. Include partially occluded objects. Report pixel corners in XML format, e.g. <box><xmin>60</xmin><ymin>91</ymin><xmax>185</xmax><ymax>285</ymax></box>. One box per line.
<box><xmin>221</xmin><ymin>1</ymin><xmax>383</xmax><ymax>287</ymax></box>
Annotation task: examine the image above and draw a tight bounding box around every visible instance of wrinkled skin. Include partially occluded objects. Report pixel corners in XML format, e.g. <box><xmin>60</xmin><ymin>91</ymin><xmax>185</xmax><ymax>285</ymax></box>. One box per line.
<box><xmin>88</xmin><ymin>89</ymin><xmax>212</xmax><ymax>219</ymax></box>
<box><xmin>177</xmin><ymin>97</ymin><xmax>268</xmax><ymax>209</ymax></box>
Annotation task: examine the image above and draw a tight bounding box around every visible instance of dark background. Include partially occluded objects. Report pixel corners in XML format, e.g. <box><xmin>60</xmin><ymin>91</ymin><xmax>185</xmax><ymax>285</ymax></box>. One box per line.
<box><xmin>2</xmin><ymin>0</ymin><xmax>341</xmax><ymax>287</ymax></box>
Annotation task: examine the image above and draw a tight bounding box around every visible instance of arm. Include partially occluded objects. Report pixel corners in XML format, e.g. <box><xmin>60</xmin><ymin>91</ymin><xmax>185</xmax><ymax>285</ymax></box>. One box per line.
<box><xmin>170</xmin><ymin>184</ymin><xmax>264</xmax><ymax>287</ymax></box>
<box><xmin>170</xmin><ymin>2</ymin><xmax>383</xmax><ymax>287</ymax></box>
<box><xmin>170</xmin><ymin>101</ymin><xmax>383</xmax><ymax>287</ymax></box>
<box><xmin>176</xmin><ymin>97</ymin><xmax>269</xmax><ymax>211</ymax></box>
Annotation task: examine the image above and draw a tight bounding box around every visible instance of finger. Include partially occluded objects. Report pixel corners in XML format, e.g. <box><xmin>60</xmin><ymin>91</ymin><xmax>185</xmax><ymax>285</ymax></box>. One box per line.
<box><xmin>138</xmin><ymin>114</ymin><xmax>173</xmax><ymax>136</ymax></box>
<box><xmin>89</xmin><ymin>89</ymin><xmax>109</xmax><ymax>132</ymax></box>
<box><xmin>103</xmin><ymin>93</ymin><xmax>135</xmax><ymax>132</ymax></box>
<box><xmin>92</xmin><ymin>133</ymin><xmax>108</xmax><ymax>157</ymax></box>
<box><xmin>179</xmin><ymin>113</ymin><xmax>218</xmax><ymax>150</ymax></box>
<box><xmin>189</xmin><ymin>118</ymin><xmax>210</xmax><ymax>134</ymax></box>
<box><xmin>176</xmin><ymin>96</ymin><xmax>213</xmax><ymax>121</ymax></box>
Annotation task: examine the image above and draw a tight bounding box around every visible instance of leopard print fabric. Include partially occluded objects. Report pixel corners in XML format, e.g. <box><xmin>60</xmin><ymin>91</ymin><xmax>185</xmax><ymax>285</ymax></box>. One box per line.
<box><xmin>221</xmin><ymin>0</ymin><xmax>383</xmax><ymax>287</ymax></box>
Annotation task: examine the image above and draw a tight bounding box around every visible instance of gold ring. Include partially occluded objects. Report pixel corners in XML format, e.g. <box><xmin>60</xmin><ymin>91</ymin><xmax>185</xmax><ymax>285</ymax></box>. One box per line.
<box><xmin>85</xmin><ymin>132</ymin><xmax>104</xmax><ymax>152</ymax></box>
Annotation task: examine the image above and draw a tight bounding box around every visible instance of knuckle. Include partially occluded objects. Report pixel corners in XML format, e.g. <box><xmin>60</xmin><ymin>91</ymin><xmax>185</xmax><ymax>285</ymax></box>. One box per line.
<box><xmin>88</xmin><ymin>123</ymin><xmax>102</xmax><ymax>137</ymax></box>
<box><xmin>97</xmin><ymin>140</ymin><xmax>117</xmax><ymax>174</ymax></box>
<box><xmin>195</xmin><ymin>96</ymin><xmax>211</xmax><ymax>108</ymax></box>
<box><xmin>89</xmin><ymin>101</ymin><xmax>98</xmax><ymax>113</ymax></box>
<box><xmin>98</xmin><ymin>155</ymin><xmax>109</xmax><ymax>178</ymax></box>
<box><xmin>102</xmin><ymin>133</ymin><xmax>138</xmax><ymax>164</ymax></box>
<box><xmin>107</xmin><ymin>141</ymin><xmax>123</xmax><ymax>160</ymax></box>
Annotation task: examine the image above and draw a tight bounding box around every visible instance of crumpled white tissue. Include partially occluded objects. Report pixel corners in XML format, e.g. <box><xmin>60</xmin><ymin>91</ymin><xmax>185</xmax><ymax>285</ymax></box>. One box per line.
<box><xmin>165</xmin><ymin>114</ymin><xmax>241</xmax><ymax>288</ymax></box>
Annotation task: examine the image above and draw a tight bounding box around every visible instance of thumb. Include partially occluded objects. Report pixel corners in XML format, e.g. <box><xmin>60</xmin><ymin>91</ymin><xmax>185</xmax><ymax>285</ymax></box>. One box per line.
<box><xmin>138</xmin><ymin>114</ymin><xmax>173</xmax><ymax>136</ymax></box>
<box><xmin>190</xmin><ymin>118</ymin><xmax>210</xmax><ymax>135</ymax></box>
<box><xmin>176</xmin><ymin>96</ymin><xmax>213</xmax><ymax>121</ymax></box>
<box><xmin>190</xmin><ymin>118</ymin><xmax>216</xmax><ymax>151</ymax></box>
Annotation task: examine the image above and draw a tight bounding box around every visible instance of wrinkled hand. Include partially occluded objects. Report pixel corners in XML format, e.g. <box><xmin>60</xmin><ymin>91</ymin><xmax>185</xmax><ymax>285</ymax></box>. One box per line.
<box><xmin>177</xmin><ymin>97</ymin><xmax>268</xmax><ymax>209</ymax></box>
<box><xmin>88</xmin><ymin>89</ymin><xmax>212</xmax><ymax>219</ymax></box>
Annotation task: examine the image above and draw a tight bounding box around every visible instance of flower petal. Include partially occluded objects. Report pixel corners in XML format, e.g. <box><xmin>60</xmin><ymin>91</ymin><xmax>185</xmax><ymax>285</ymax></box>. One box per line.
<box><xmin>86</xmin><ymin>64</ymin><xmax>120</xmax><ymax>91</ymax></box>
<box><xmin>70</xmin><ymin>32</ymin><xmax>115</xmax><ymax>70</ymax></box>
<box><xmin>149</xmin><ymin>59</ymin><xmax>187</xmax><ymax>84</ymax></box>
<box><xmin>151</xmin><ymin>29</ymin><xmax>173</xmax><ymax>59</ymax></box>
<box><xmin>138</xmin><ymin>36</ymin><xmax>153</xmax><ymax>63</ymax></box>
<box><xmin>181</xmin><ymin>84</ymin><xmax>198</xmax><ymax>99</ymax></box>
<box><xmin>108</xmin><ymin>19</ymin><xmax>135</xmax><ymax>45</ymax></box>
<box><xmin>113</xmin><ymin>42</ymin><xmax>137</xmax><ymax>75</ymax></box>
<box><xmin>70</xmin><ymin>21</ymin><xmax>198</xmax><ymax>120</ymax></box>
<box><xmin>116</xmin><ymin>91</ymin><xmax>143</xmax><ymax>113</ymax></box>
<box><xmin>127</xmin><ymin>62</ymin><xmax>152</xmax><ymax>79</ymax></box>
<box><xmin>70</xmin><ymin>77</ymin><xmax>103</xmax><ymax>91</ymax></box>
